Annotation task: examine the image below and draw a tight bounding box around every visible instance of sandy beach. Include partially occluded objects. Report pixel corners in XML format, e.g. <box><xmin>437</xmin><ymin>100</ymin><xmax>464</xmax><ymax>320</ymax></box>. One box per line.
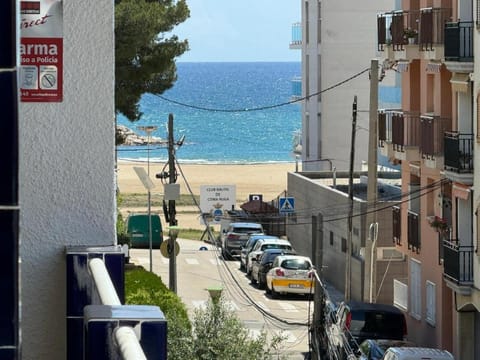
<box><xmin>117</xmin><ymin>160</ymin><xmax>297</xmax><ymax>229</ymax></box>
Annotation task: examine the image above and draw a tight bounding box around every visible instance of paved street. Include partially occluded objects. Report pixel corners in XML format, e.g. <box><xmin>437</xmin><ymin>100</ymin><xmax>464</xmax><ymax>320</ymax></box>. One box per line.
<box><xmin>129</xmin><ymin>238</ymin><xmax>312</xmax><ymax>359</ymax></box>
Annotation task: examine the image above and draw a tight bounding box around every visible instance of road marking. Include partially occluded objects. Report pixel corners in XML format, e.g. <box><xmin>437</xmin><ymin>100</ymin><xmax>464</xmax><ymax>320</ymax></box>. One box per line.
<box><xmin>209</xmin><ymin>258</ymin><xmax>224</xmax><ymax>266</ymax></box>
<box><xmin>278</xmin><ymin>302</ymin><xmax>299</xmax><ymax>313</ymax></box>
<box><xmin>256</xmin><ymin>301</ymin><xmax>270</xmax><ymax>312</ymax></box>
<box><xmin>185</xmin><ymin>258</ymin><xmax>199</xmax><ymax>265</ymax></box>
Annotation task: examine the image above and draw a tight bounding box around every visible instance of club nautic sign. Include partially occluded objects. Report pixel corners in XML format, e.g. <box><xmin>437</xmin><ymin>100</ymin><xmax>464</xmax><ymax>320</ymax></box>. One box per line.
<box><xmin>20</xmin><ymin>0</ymin><xmax>63</xmax><ymax>102</ymax></box>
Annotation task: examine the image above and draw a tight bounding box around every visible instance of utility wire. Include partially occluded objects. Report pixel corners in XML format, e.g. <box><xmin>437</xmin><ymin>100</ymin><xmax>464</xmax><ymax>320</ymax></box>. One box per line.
<box><xmin>154</xmin><ymin>67</ymin><xmax>371</xmax><ymax>113</ymax></box>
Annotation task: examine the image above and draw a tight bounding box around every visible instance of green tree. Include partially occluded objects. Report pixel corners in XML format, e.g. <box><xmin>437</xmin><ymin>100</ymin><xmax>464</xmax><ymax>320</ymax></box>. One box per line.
<box><xmin>115</xmin><ymin>0</ymin><xmax>189</xmax><ymax>121</ymax></box>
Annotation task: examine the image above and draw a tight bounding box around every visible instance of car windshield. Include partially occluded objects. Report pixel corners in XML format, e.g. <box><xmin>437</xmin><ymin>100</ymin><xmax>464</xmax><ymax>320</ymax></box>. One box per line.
<box><xmin>281</xmin><ymin>259</ymin><xmax>311</xmax><ymax>270</ymax></box>
<box><xmin>350</xmin><ymin>311</ymin><xmax>405</xmax><ymax>339</ymax></box>
<box><xmin>235</xmin><ymin>227</ymin><xmax>262</xmax><ymax>234</ymax></box>
<box><xmin>262</xmin><ymin>244</ymin><xmax>291</xmax><ymax>251</ymax></box>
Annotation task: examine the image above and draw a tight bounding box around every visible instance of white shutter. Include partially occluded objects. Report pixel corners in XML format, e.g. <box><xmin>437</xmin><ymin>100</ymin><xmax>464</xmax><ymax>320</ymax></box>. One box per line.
<box><xmin>393</xmin><ymin>279</ymin><xmax>408</xmax><ymax>311</ymax></box>
<box><xmin>426</xmin><ymin>281</ymin><xmax>436</xmax><ymax>326</ymax></box>
<box><xmin>410</xmin><ymin>259</ymin><xmax>422</xmax><ymax>320</ymax></box>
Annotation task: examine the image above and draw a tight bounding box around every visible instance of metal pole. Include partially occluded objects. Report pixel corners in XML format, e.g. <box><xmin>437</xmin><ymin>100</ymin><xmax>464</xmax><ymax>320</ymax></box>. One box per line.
<box><xmin>365</xmin><ymin>59</ymin><xmax>379</xmax><ymax>302</ymax></box>
<box><xmin>147</xmin><ymin>133</ymin><xmax>153</xmax><ymax>272</ymax></box>
<box><xmin>345</xmin><ymin>96</ymin><xmax>357</xmax><ymax>301</ymax></box>
<box><xmin>168</xmin><ymin>114</ymin><xmax>177</xmax><ymax>293</ymax></box>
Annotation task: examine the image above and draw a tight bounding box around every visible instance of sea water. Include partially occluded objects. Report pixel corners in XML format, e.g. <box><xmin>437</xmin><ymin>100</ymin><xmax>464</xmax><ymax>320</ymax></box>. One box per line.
<box><xmin>116</xmin><ymin>62</ymin><xmax>301</xmax><ymax>164</ymax></box>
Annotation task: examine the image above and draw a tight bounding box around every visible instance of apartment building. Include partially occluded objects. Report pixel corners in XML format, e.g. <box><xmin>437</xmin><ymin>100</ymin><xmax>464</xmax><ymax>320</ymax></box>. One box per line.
<box><xmin>294</xmin><ymin>0</ymin><xmax>396</xmax><ymax>171</ymax></box>
<box><xmin>378</xmin><ymin>0</ymin><xmax>479</xmax><ymax>357</ymax></box>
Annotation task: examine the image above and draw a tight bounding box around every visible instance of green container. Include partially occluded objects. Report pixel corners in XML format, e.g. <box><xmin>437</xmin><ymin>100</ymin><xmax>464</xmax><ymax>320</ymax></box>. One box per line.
<box><xmin>126</xmin><ymin>213</ymin><xmax>163</xmax><ymax>248</ymax></box>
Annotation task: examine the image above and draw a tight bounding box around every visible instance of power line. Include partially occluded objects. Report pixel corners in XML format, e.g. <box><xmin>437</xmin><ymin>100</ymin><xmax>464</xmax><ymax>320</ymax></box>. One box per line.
<box><xmin>153</xmin><ymin>67</ymin><xmax>370</xmax><ymax>113</ymax></box>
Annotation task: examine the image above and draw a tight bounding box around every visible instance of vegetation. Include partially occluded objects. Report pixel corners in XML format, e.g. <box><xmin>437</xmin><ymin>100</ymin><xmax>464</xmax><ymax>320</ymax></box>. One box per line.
<box><xmin>115</xmin><ymin>0</ymin><xmax>190</xmax><ymax>121</ymax></box>
<box><xmin>125</xmin><ymin>266</ymin><xmax>286</xmax><ymax>359</ymax></box>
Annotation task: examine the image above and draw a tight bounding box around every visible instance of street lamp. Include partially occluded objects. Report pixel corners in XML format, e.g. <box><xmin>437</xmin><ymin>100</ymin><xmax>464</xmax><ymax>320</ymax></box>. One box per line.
<box><xmin>136</xmin><ymin>125</ymin><xmax>158</xmax><ymax>272</ymax></box>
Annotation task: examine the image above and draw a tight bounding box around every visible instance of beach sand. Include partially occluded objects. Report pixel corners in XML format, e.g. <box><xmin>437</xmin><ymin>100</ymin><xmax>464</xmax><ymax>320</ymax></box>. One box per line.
<box><xmin>117</xmin><ymin>161</ymin><xmax>296</xmax><ymax>229</ymax></box>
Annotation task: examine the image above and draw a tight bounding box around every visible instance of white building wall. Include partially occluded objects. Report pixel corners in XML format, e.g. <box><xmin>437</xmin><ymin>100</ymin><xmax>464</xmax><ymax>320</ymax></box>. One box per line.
<box><xmin>19</xmin><ymin>1</ymin><xmax>115</xmax><ymax>358</ymax></box>
<box><xmin>300</xmin><ymin>0</ymin><xmax>395</xmax><ymax>171</ymax></box>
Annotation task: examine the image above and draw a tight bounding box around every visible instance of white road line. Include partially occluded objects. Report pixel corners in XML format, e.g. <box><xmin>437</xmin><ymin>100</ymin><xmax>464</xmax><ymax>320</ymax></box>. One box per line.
<box><xmin>185</xmin><ymin>258</ymin><xmax>199</xmax><ymax>265</ymax></box>
<box><xmin>209</xmin><ymin>258</ymin><xmax>224</xmax><ymax>266</ymax></box>
<box><xmin>278</xmin><ymin>302</ymin><xmax>299</xmax><ymax>313</ymax></box>
<box><xmin>256</xmin><ymin>301</ymin><xmax>270</xmax><ymax>312</ymax></box>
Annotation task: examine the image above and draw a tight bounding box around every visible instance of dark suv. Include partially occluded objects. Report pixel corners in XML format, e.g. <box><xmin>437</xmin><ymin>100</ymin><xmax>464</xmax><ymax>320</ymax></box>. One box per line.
<box><xmin>327</xmin><ymin>301</ymin><xmax>407</xmax><ymax>359</ymax></box>
<box><xmin>221</xmin><ymin>222</ymin><xmax>263</xmax><ymax>260</ymax></box>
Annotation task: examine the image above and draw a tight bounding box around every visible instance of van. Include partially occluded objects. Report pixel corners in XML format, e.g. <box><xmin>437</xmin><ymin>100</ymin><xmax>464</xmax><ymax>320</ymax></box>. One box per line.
<box><xmin>383</xmin><ymin>347</ymin><xmax>454</xmax><ymax>360</ymax></box>
<box><xmin>126</xmin><ymin>213</ymin><xmax>163</xmax><ymax>248</ymax></box>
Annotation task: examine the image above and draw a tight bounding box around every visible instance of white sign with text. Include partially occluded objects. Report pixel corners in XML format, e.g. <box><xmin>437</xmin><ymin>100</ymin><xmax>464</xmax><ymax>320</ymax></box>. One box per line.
<box><xmin>200</xmin><ymin>185</ymin><xmax>236</xmax><ymax>218</ymax></box>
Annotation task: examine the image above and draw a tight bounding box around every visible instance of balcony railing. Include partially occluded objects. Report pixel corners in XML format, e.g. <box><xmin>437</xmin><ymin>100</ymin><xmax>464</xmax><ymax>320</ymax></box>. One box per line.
<box><xmin>290</xmin><ymin>76</ymin><xmax>302</xmax><ymax>102</ymax></box>
<box><xmin>444</xmin><ymin>132</ymin><xmax>473</xmax><ymax>173</ymax></box>
<box><xmin>392</xmin><ymin>206</ymin><xmax>401</xmax><ymax>245</ymax></box>
<box><xmin>290</xmin><ymin>22</ymin><xmax>302</xmax><ymax>48</ymax></box>
<box><xmin>391</xmin><ymin>111</ymin><xmax>421</xmax><ymax>152</ymax></box>
<box><xmin>66</xmin><ymin>246</ymin><xmax>167</xmax><ymax>360</ymax></box>
<box><xmin>377</xmin><ymin>8</ymin><xmax>452</xmax><ymax>51</ymax></box>
<box><xmin>444</xmin><ymin>21</ymin><xmax>474</xmax><ymax>62</ymax></box>
<box><xmin>407</xmin><ymin>210</ymin><xmax>420</xmax><ymax>253</ymax></box>
<box><xmin>420</xmin><ymin>116</ymin><xmax>451</xmax><ymax>159</ymax></box>
<box><xmin>443</xmin><ymin>239</ymin><xmax>474</xmax><ymax>285</ymax></box>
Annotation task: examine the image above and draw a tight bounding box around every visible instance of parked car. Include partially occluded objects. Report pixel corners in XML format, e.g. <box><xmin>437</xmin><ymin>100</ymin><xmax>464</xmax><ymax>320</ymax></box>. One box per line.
<box><xmin>357</xmin><ymin>339</ymin><xmax>416</xmax><ymax>360</ymax></box>
<box><xmin>246</xmin><ymin>238</ymin><xmax>293</xmax><ymax>276</ymax></box>
<box><xmin>265</xmin><ymin>255</ymin><xmax>314</xmax><ymax>298</ymax></box>
<box><xmin>382</xmin><ymin>347</ymin><xmax>454</xmax><ymax>360</ymax></box>
<box><xmin>327</xmin><ymin>301</ymin><xmax>407</xmax><ymax>359</ymax></box>
<box><xmin>250</xmin><ymin>248</ymin><xmax>296</xmax><ymax>288</ymax></box>
<box><xmin>221</xmin><ymin>222</ymin><xmax>263</xmax><ymax>260</ymax></box>
<box><xmin>239</xmin><ymin>234</ymin><xmax>278</xmax><ymax>271</ymax></box>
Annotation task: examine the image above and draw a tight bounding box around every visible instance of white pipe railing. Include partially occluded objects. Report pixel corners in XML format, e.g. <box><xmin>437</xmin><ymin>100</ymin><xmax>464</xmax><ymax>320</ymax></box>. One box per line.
<box><xmin>88</xmin><ymin>258</ymin><xmax>147</xmax><ymax>358</ymax></box>
<box><xmin>115</xmin><ymin>327</ymin><xmax>147</xmax><ymax>360</ymax></box>
<box><xmin>88</xmin><ymin>258</ymin><xmax>121</xmax><ymax>305</ymax></box>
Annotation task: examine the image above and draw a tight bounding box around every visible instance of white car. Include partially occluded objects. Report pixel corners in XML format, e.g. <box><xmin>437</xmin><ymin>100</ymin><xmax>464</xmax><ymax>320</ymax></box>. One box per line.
<box><xmin>246</xmin><ymin>238</ymin><xmax>293</xmax><ymax>276</ymax></box>
<box><xmin>265</xmin><ymin>255</ymin><xmax>314</xmax><ymax>298</ymax></box>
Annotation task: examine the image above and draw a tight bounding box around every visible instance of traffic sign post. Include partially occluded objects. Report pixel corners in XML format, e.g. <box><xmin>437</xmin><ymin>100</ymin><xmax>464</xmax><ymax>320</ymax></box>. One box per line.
<box><xmin>279</xmin><ymin>197</ymin><xmax>295</xmax><ymax>214</ymax></box>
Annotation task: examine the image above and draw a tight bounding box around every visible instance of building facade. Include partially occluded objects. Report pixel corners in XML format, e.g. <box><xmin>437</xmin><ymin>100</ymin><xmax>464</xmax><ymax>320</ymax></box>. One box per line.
<box><xmin>3</xmin><ymin>0</ymin><xmax>116</xmax><ymax>358</ymax></box>
<box><xmin>378</xmin><ymin>0</ymin><xmax>479</xmax><ymax>357</ymax></box>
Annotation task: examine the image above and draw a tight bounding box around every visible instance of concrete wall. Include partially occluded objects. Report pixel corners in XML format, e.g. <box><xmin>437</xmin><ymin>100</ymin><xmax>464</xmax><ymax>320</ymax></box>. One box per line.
<box><xmin>19</xmin><ymin>1</ymin><xmax>115</xmax><ymax>358</ymax></box>
<box><xmin>286</xmin><ymin>171</ymin><xmax>406</xmax><ymax>304</ymax></box>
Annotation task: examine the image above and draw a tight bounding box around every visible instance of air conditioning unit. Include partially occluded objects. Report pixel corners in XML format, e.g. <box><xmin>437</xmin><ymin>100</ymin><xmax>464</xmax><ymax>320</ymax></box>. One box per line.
<box><xmin>376</xmin><ymin>247</ymin><xmax>405</xmax><ymax>261</ymax></box>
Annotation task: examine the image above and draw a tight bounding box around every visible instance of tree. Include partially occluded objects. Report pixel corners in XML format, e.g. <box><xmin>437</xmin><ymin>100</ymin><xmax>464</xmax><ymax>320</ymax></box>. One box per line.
<box><xmin>115</xmin><ymin>0</ymin><xmax>189</xmax><ymax>121</ymax></box>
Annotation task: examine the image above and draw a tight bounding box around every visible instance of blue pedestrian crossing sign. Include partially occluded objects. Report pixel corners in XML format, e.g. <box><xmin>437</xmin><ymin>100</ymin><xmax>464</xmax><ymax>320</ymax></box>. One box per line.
<box><xmin>279</xmin><ymin>197</ymin><xmax>295</xmax><ymax>214</ymax></box>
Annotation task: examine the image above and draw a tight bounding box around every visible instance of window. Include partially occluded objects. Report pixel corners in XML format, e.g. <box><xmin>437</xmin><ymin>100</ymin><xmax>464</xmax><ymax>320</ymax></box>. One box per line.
<box><xmin>410</xmin><ymin>259</ymin><xmax>421</xmax><ymax>320</ymax></box>
<box><xmin>426</xmin><ymin>281</ymin><xmax>436</xmax><ymax>326</ymax></box>
<box><xmin>393</xmin><ymin>279</ymin><xmax>408</xmax><ymax>311</ymax></box>
<box><xmin>330</xmin><ymin>231</ymin><xmax>334</xmax><ymax>246</ymax></box>
<box><xmin>341</xmin><ymin>237</ymin><xmax>347</xmax><ymax>253</ymax></box>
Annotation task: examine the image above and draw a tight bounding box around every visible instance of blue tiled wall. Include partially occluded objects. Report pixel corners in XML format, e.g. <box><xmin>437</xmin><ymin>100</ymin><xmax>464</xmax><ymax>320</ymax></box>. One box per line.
<box><xmin>0</xmin><ymin>0</ymin><xmax>20</xmax><ymax>359</ymax></box>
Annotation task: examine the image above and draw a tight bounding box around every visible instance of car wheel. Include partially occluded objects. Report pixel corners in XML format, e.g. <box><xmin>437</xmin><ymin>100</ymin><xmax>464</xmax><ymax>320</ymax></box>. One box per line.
<box><xmin>222</xmin><ymin>248</ymin><xmax>231</xmax><ymax>260</ymax></box>
<box><xmin>251</xmin><ymin>276</ymin><xmax>257</xmax><ymax>285</ymax></box>
<box><xmin>271</xmin><ymin>285</ymin><xmax>279</xmax><ymax>299</ymax></box>
<box><xmin>258</xmin><ymin>278</ymin><xmax>265</xmax><ymax>289</ymax></box>
<box><xmin>239</xmin><ymin>262</ymin><xmax>245</xmax><ymax>271</ymax></box>
<box><xmin>265</xmin><ymin>283</ymin><xmax>271</xmax><ymax>295</ymax></box>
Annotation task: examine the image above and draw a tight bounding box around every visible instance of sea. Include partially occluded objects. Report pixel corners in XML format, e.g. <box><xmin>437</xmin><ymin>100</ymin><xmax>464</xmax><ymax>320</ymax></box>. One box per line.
<box><xmin>116</xmin><ymin>62</ymin><xmax>301</xmax><ymax>164</ymax></box>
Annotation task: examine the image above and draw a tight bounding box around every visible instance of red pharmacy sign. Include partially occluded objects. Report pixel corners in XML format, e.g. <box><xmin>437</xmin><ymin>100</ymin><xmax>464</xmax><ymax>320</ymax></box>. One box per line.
<box><xmin>20</xmin><ymin>1</ymin><xmax>63</xmax><ymax>102</ymax></box>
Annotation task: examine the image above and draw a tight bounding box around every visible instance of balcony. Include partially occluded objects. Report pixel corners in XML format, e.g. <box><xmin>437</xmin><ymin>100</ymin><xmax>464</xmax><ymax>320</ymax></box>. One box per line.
<box><xmin>444</xmin><ymin>21</ymin><xmax>473</xmax><ymax>61</ymax></box>
<box><xmin>290</xmin><ymin>76</ymin><xmax>302</xmax><ymax>102</ymax></box>
<box><xmin>443</xmin><ymin>239</ymin><xmax>474</xmax><ymax>294</ymax></box>
<box><xmin>377</xmin><ymin>8</ymin><xmax>452</xmax><ymax>62</ymax></box>
<box><xmin>392</xmin><ymin>206</ymin><xmax>401</xmax><ymax>245</ymax></box>
<box><xmin>443</xmin><ymin>132</ymin><xmax>473</xmax><ymax>184</ymax></box>
<box><xmin>420</xmin><ymin>115</ymin><xmax>451</xmax><ymax>167</ymax></box>
<box><xmin>289</xmin><ymin>22</ymin><xmax>302</xmax><ymax>49</ymax></box>
<box><xmin>407</xmin><ymin>210</ymin><xmax>420</xmax><ymax>253</ymax></box>
<box><xmin>391</xmin><ymin>111</ymin><xmax>421</xmax><ymax>161</ymax></box>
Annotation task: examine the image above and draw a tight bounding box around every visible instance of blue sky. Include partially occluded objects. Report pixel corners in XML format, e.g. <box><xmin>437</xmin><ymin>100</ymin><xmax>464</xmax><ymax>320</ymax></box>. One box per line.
<box><xmin>173</xmin><ymin>0</ymin><xmax>301</xmax><ymax>62</ymax></box>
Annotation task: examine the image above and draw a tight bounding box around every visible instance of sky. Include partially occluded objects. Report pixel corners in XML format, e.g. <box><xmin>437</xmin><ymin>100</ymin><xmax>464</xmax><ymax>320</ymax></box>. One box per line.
<box><xmin>172</xmin><ymin>0</ymin><xmax>301</xmax><ymax>62</ymax></box>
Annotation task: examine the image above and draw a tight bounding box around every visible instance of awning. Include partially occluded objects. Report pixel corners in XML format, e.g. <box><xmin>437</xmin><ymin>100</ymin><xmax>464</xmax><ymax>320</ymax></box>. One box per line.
<box><xmin>426</xmin><ymin>62</ymin><xmax>442</xmax><ymax>73</ymax></box>
<box><xmin>453</xmin><ymin>183</ymin><xmax>471</xmax><ymax>200</ymax></box>
<box><xmin>450</xmin><ymin>73</ymin><xmax>470</xmax><ymax>93</ymax></box>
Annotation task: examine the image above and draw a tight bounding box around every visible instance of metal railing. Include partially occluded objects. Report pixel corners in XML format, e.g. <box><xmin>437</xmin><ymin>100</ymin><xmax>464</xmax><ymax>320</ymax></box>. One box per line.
<box><xmin>66</xmin><ymin>246</ymin><xmax>167</xmax><ymax>360</ymax></box>
<box><xmin>407</xmin><ymin>211</ymin><xmax>420</xmax><ymax>253</ymax></box>
<box><xmin>443</xmin><ymin>240</ymin><xmax>474</xmax><ymax>285</ymax></box>
<box><xmin>392</xmin><ymin>206</ymin><xmax>401</xmax><ymax>245</ymax></box>
<box><xmin>444</xmin><ymin>132</ymin><xmax>474</xmax><ymax>173</ymax></box>
<box><xmin>444</xmin><ymin>21</ymin><xmax>474</xmax><ymax>62</ymax></box>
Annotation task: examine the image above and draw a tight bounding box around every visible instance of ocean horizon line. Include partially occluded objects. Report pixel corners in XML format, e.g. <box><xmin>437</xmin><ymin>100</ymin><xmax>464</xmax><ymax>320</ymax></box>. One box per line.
<box><xmin>117</xmin><ymin>158</ymin><xmax>297</xmax><ymax>165</ymax></box>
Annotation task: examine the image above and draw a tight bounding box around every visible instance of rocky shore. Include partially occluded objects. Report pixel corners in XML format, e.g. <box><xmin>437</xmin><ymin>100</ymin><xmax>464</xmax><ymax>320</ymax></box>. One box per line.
<box><xmin>116</xmin><ymin>125</ymin><xmax>165</xmax><ymax>146</ymax></box>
